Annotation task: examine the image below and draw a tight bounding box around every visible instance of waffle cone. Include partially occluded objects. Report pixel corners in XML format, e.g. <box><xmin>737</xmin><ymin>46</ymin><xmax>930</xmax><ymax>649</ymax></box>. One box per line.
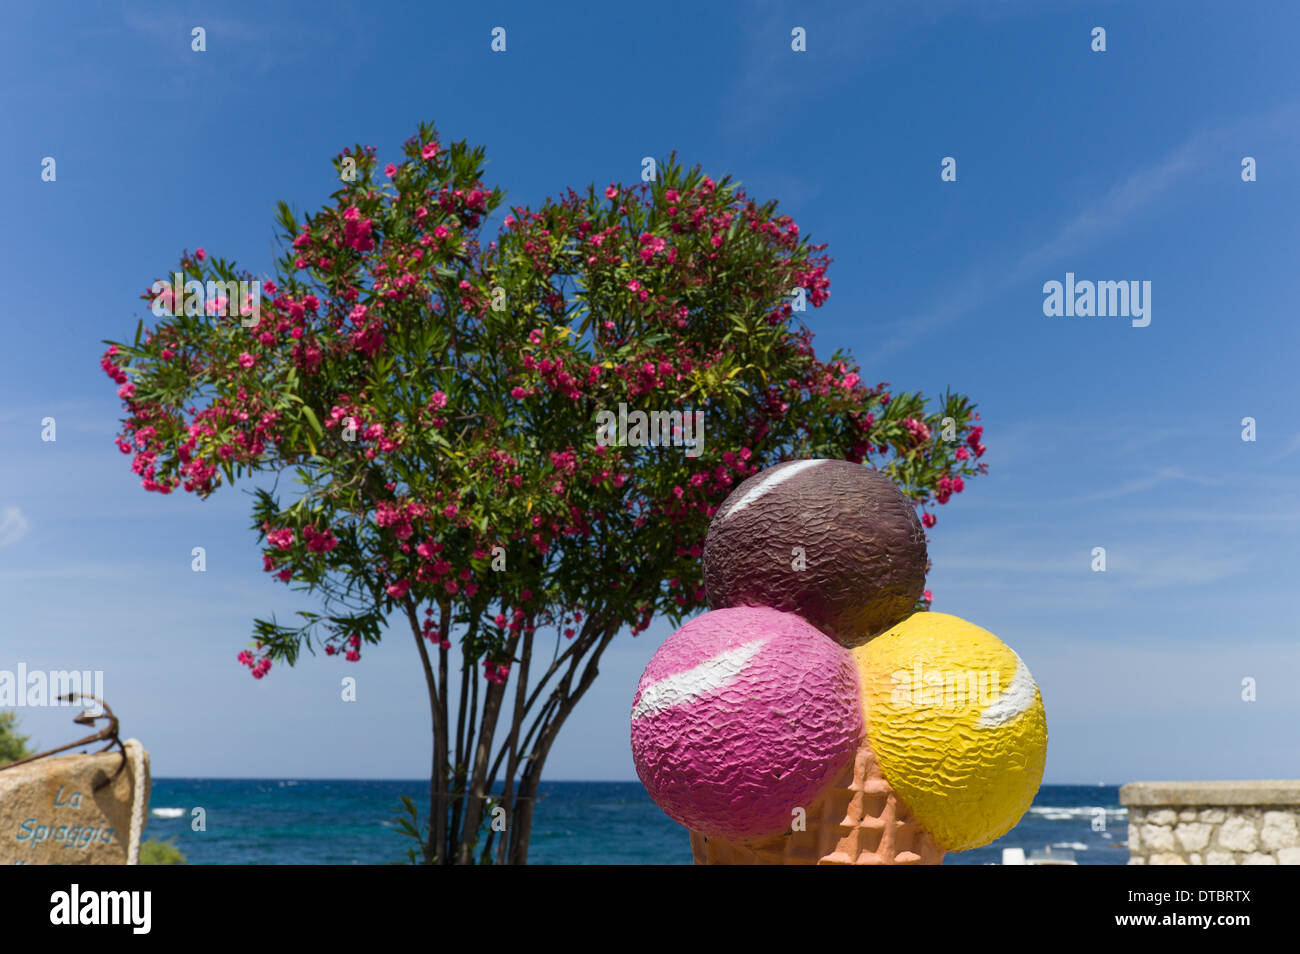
<box><xmin>688</xmin><ymin>737</ymin><xmax>946</xmax><ymax>865</ymax></box>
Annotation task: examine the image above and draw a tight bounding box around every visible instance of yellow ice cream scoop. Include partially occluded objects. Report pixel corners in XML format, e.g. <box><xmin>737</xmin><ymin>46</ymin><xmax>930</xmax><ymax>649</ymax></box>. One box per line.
<box><xmin>852</xmin><ymin>612</ymin><xmax>1048</xmax><ymax>852</ymax></box>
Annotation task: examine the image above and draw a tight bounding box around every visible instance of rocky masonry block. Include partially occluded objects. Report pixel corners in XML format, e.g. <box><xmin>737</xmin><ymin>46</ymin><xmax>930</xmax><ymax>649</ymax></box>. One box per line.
<box><xmin>1121</xmin><ymin>781</ymin><xmax>1300</xmax><ymax>865</ymax></box>
<box><xmin>0</xmin><ymin>748</ymin><xmax>150</xmax><ymax>865</ymax></box>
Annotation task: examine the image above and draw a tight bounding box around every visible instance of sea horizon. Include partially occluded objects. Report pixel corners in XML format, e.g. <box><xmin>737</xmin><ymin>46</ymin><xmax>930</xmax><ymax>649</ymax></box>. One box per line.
<box><xmin>137</xmin><ymin>779</ymin><xmax>1130</xmax><ymax>865</ymax></box>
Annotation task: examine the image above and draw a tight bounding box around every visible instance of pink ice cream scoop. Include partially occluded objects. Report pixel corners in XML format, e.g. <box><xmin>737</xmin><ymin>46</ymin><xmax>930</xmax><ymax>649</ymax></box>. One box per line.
<box><xmin>630</xmin><ymin>606</ymin><xmax>862</xmax><ymax>841</ymax></box>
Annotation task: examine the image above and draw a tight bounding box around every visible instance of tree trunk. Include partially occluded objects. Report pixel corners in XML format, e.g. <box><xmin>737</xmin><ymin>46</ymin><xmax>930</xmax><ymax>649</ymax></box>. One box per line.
<box><xmin>508</xmin><ymin>624</ymin><xmax>618</xmax><ymax>864</ymax></box>
<box><xmin>404</xmin><ymin>598</ymin><xmax>446</xmax><ymax>864</ymax></box>
<box><xmin>407</xmin><ymin>600</ymin><xmax>629</xmax><ymax>864</ymax></box>
<box><xmin>495</xmin><ymin>623</ymin><xmax>533</xmax><ymax>864</ymax></box>
<box><xmin>455</xmin><ymin>675</ymin><xmax>508</xmax><ymax>863</ymax></box>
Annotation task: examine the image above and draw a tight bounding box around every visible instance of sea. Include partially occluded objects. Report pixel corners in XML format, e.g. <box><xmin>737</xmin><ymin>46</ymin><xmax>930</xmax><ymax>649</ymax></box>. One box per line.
<box><xmin>144</xmin><ymin>780</ymin><xmax>1130</xmax><ymax>865</ymax></box>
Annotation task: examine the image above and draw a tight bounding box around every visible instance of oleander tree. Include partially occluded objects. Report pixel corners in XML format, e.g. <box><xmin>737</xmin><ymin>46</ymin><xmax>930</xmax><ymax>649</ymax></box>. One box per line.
<box><xmin>101</xmin><ymin>121</ymin><xmax>987</xmax><ymax>864</ymax></box>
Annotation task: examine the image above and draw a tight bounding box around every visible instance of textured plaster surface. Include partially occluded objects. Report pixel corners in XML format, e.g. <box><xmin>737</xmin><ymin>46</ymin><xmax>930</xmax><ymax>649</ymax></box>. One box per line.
<box><xmin>704</xmin><ymin>459</ymin><xmax>927</xmax><ymax>645</ymax></box>
<box><xmin>631</xmin><ymin>606</ymin><xmax>861</xmax><ymax>840</ymax></box>
<box><xmin>854</xmin><ymin>612</ymin><xmax>1048</xmax><ymax>851</ymax></box>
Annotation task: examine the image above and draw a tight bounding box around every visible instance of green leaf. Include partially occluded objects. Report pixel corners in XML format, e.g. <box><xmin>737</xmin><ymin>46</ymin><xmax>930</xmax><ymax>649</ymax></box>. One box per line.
<box><xmin>301</xmin><ymin>405</ymin><xmax>324</xmax><ymax>439</ymax></box>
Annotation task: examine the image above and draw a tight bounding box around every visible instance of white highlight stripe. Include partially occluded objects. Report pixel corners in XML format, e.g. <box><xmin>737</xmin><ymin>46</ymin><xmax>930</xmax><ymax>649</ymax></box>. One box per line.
<box><xmin>721</xmin><ymin>459</ymin><xmax>827</xmax><ymax>520</ymax></box>
<box><xmin>631</xmin><ymin>639</ymin><xmax>769</xmax><ymax>721</ymax></box>
<box><xmin>977</xmin><ymin>653</ymin><xmax>1038</xmax><ymax>727</ymax></box>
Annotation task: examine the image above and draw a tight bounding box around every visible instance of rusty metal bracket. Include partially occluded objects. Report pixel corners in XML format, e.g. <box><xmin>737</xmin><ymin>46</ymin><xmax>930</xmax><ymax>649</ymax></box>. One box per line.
<box><xmin>0</xmin><ymin>695</ymin><xmax>126</xmax><ymax>791</ymax></box>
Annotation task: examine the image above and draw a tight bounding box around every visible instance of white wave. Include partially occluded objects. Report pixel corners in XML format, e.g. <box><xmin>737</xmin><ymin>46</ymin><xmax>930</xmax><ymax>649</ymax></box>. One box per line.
<box><xmin>151</xmin><ymin>807</ymin><xmax>185</xmax><ymax>818</ymax></box>
<box><xmin>1027</xmin><ymin>806</ymin><xmax>1126</xmax><ymax>818</ymax></box>
<box><xmin>1052</xmin><ymin>842</ymin><xmax>1089</xmax><ymax>851</ymax></box>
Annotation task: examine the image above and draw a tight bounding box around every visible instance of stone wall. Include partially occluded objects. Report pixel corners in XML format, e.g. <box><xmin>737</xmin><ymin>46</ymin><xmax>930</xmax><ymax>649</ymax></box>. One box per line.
<box><xmin>1120</xmin><ymin>780</ymin><xmax>1300</xmax><ymax>865</ymax></box>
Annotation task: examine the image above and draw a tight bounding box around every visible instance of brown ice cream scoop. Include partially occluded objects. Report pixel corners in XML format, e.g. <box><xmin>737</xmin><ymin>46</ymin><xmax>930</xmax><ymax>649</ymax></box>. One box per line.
<box><xmin>703</xmin><ymin>459</ymin><xmax>928</xmax><ymax>647</ymax></box>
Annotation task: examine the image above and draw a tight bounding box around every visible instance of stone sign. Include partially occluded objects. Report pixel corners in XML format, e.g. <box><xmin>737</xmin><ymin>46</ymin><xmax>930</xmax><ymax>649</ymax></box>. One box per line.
<box><xmin>0</xmin><ymin>745</ymin><xmax>150</xmax><ymax>865</ymax></box>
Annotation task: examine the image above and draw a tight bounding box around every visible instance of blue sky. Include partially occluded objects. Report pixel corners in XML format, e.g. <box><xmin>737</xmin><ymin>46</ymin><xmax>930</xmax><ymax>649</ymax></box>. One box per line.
<box><xmin>2</xmin><ymin>0</ymin><xmax>1298</xmax><ymax>784</ymax></box>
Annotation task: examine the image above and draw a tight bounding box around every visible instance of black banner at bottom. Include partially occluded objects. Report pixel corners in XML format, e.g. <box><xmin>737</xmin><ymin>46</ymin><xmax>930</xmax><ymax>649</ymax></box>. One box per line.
<box><xmin>0</xmin><ymin>862</ymin><xmax>1277</xmax><ymax>940</ymax></box>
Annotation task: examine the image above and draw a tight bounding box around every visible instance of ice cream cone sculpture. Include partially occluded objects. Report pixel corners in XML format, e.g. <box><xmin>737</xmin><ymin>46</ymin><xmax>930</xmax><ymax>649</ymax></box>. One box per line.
<box><xmin>689</xmin><ymin>735</ymin><xmax>947</xmax><ymax>865</ymax></box>
<box><xmin>631</xmin><ymin>459</ymin><xmax>1048</xmax><ymax>864</ymax></box>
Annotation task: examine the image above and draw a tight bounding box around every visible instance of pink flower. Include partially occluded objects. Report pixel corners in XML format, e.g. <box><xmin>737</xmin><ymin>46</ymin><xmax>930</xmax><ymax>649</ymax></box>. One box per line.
<box><xmin>429</xmin><ymin>391</ymin><xmax>448</xmax><ymax>409</ymax></box>
<box><xmin>386</xmin><ymin>579</ymin><xmax>411</xmax><ymax>599</ymax></box>
<box><xmin>921</xmin><ymin>513</ymin><xmax>936</xmax><ymax>529</ymax></box>
<box><xmin>902</xmin><ymin>417</ymin><xmax>931</xmax><ymax>443</ymax></box>
<box><xmin>195</xmin><ymin>248</ymin><xmax>206</xmax><ymax>261</ymax></box>
<box><xmin>385</xmin><ymin>163</ymin><xmax>397</xmax><ymax>177</ymax></box>
<box><xmin>303</xmin><ymin>525</ymin><xmax>338</xmax><ymax>553</ymax></box>
<box><xmin>605</xmin><ymin>185</ymin><xmax>619</xmax><ymax>200</ymax></box>
<box><xmin>421</xmin><ymin>141</ymin><xmax>439</xmax><ymax>160</ymax></box>
<box><xmin>267</xmin><ymin>527</ymin><xmax>295</xmax><ymax>550</ymax></box>
<box><xmin>433</xmin><ymin>225</ymin><xmax>448</xmax><ymax>239</ymax></box>
<box><xmin>923</xmin><ymin>589</ymin><xmax>933</xmax><ymax>602</ymax></box>
<box><xmin>238</xmin><ymin>352</ymin><xmax>256</xmax><ymax>369</ymax></box>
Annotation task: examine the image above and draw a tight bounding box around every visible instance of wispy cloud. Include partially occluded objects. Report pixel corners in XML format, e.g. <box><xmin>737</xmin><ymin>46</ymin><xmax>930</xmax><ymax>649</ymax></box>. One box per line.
<box><xmin>0</xmin><ymin>562</ymin><xmax>139</xmax><ymax>583</ymax></box>
<box><xmin>0</xmin><ymin>507</ymin><xmax>30</xmax><ymax>549</ymax></box>
<box><xmin>722</xmin><ymin>0</ymin><xmax>1054</xmax><ymax>141</ymax></box>
<box><xmin>936</xmin><ymin>533</ymin><xmax>1253</xmax><ymax>591</ymax></box>
<box><xmin>878</xmin><ymin>101</ymin><xmax>1300</xmax><ymax>356</ymax></box>
<box><xmin>1268</xmin><ymin>433</ymin><xmax>1300</xmax><ymax>462</ymax></box>
<box><xmin>1073</xmin><ymin>467</ymin><xmax>1219</xmax><ymax>503</ymax></box>
<box><xmin>117</xmin><ymin>6</ymin><xmax>343</xmax><ymax>77</ymax></box>
<box><xmin>121</xmin><ymin>7</ymin><xmax>263</xmax><ymax>51</ymax></box>
<box><xmin>1111</xmin><ymin>551</ymin><xmax>1252</xmax><ymax>590</ymax></box>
